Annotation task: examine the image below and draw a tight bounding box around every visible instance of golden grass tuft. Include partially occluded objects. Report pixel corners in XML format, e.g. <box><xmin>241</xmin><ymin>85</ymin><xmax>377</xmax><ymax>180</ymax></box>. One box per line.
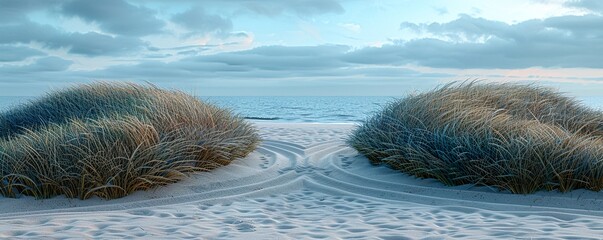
<box><xmin>0</xmin><ymin>82</ymin><xmax>260</xmax><ymax>199</ymax></box>
<box><xmin>348</xmin><ymin>82</ymin><xmax>603</xmax><ymax>194</ymax></box>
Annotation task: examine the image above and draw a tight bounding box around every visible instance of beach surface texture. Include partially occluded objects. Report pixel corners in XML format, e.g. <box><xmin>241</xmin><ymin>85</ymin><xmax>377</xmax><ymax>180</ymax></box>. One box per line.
<box><xmin>1</xmin><ymin>122</ymin><xmax>603</xmax><ymax>239</ymax></box>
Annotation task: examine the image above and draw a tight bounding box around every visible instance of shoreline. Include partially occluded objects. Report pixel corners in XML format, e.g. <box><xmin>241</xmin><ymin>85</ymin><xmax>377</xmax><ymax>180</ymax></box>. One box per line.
<box><xmin>249</xmin><ymin>120</ymin><xmax>359</xmax><ymax>125</ymax></box>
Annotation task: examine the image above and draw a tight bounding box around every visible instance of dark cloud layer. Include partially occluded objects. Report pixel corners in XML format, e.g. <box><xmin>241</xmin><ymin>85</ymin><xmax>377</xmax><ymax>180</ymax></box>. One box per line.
<box><xmin>65</xmin><ymin>32</ymin><xmax>145</xmax><ymax>56</ymax></box>
<box><xmin>0</xmin><ymin>1</ymin><xmax>145</xmax><ymax>57</ymax></box>
<box><xmin>172</xmin><ymin>6</ymin><xmax>232</xmax><ymax>35</ymax></box>
<box><xmin>565</xmin><ymin>0</ymin><xmax>603</xmax><ymax>13</ymax></box>
<box><xmin>84</xmin><ymin>44</ymin><xmax>455</xmax><ymax>84</ymax></box>
<box><xmin>0</xmin><ymin>56</ymin><xmax>72</xmax><ymax>74</ymax></box>
<box><xmin>0</xmin><ymin>0</ymin><xmax>347</xmax><ymax>59</ymax></box>
<box><xmin>94</xmin><ymin>45</ymin><xmax>350</xmax><ymax>80</ymax></box>
<box><xmin>195</xmin><ymin>45</ymin><xmax>350</xmax><ymax>71</ymax></box>
<box><xmin>0</xmin><ymin>45</ymin><xmax>45</xmax><ymax>62</ymax></box>
<box><xmin>61</xmin><ymin>0</ymin><xmax>165</xmax><ymax>36</ymax></box>
<box><xmin>394</xmin><ymin>14</ymin><xmax>603</xmax><ymax>68</ymax></box>
<box><xmin>0</xmin><ymin>21</ymin><xmax>145</xmax><ymax>56</ymax></box>
<box><xmin>0</xmin><ymin>0</ymin><xmax>62</xmax><ymax>22</ymax></box>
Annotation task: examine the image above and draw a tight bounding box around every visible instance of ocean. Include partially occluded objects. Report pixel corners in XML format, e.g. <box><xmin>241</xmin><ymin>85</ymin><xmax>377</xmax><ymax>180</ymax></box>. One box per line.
<box><xmin>1</xmin><ymin>96</ymin><xmax>602</xmax><ymax>123</ymax></box>
<box><xmin>203</xmin><ymin>96</ymin><xmax>394</xmax><ymax>123</ymax></box>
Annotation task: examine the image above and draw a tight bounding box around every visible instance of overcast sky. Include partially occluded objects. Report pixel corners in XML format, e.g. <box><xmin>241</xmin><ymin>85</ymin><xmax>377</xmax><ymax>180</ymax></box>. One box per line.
<box><xmin>1</xmin><ymin>0</ymin><xmax>602</xmax><ymax>96</ymax></box>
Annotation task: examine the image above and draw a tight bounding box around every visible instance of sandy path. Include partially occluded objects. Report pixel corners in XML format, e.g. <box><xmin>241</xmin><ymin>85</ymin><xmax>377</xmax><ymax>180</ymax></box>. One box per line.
<box><xmin>1</xmin><ymin>122</ymin><xmax>603</xmax><ymax>239</ymax></box>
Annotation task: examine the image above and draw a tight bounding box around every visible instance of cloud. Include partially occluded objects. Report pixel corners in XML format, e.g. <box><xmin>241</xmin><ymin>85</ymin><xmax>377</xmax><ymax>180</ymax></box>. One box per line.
<box><xmin>64</xmin><ymin>44</ymin><xmax>449</xmax><ymax>97</ymax></box>
<box><xmin>172</xmin><ymin>6</ymin><xmax>233</xmax><ymax>36</ymax></box>
<box><xmin>61</xmin><ymin>0</ymin><xmax>165</xmax><ymax>36</ymax></box>
<box><xmin>98</xmin><ymin>45</ymin><xmax>327</xmax><ymax>78</ymax></box>
<box><xmin>0</xmin><ymin>45</ymin><xmax>45</xmax><ymax>62</ymax></box>
<box><xmin>90</xmin><ymin>45</ymin><xmax>351</xmax><ymax>81</ymax></box>
<box><xmin>52</xmin><ymin>29</ymin><xmax>603</xmax><ymax>84</ymax></box>
<box><xmin>391</xmin><ymin>14</ymin><xmax>603</xmax><ymax>68</ymax></box>
<box><xmin>401</xmin><ymin>14</ymin><xmax>510</xmax><ymax>41</ymax></box>
<box><xmin>0</xmin><ymin>0</ymin><xmax>62</xmax><ymax>22</ymax></box>
<box><xmin>0</xmin><ymin>43</ymin><xmax>598</xmax><ymax>96</ymax></box>
<box><xmin>0</xmin><ymin>21</ymin><xmax>145</xmax><ymax>56</ymax></box>
<box><xmin>1</xmin><ymin>56</ymin><xmax>72</xmax><ymax>73</ymax></box>
<box><xmin>65</xmin><ymin>32</ymin><xmax>146</xmax><ymax>56</ymax></box>
<box><xmin>564</xmin><ymin>0</ymin><xmax>603</xmax><ymax>13</ymax></box>
<box><xmin>194</xmin><ymin>45</ymin><xmax>350</xmax><ymax>71</ymax></box>
<box><xmin>76</xmin><ymin>44</ymin><xmax>459</xmax><ymax>90</ymax></box>
<box><xmin>29</xmin><ymin>56</ymin><xmax>73</xmax><ymax>71</ymax></box>
<box><xmin>2</xmin><ymin>0</ymin><xmax>603</xmax><ymax>96</ymax></box>
<box><xmin>432</xmin><ymin>6</ymin><xmax>448</xmax><ymax>15</ymax></box>
<box><xmin>545</xmin><ymin>14</ymin><xmax>603</xmax><ymax>35</ymax></box>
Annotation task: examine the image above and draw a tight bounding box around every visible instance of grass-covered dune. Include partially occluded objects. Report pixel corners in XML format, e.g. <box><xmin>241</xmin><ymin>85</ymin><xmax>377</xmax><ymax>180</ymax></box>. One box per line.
<box><xmin>349</xmin><ymin>82</ymin><xmax>603</xmax><ymax>194</ymax></box>
<box><xmin>0</xmin><ymin>82</ymin><xmax>260</xmax><ymax>199</ymax></box>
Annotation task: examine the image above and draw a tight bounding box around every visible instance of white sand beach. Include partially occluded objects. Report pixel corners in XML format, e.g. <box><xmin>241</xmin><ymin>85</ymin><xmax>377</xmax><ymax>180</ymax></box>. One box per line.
<box><xmin>1</xmin><ymin>122</ymin><xmax>603</xmax><ymax>239</ymax></box>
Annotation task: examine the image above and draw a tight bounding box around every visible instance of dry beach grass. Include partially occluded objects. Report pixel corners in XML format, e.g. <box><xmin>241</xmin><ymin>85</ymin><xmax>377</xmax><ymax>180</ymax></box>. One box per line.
<box><xmin>349</xmin><ymin>82</ymin><xmax>603</xmax><ymax>194</ymax></box>
<box><xmin>0</xmin><ymin>82</ymin><xmax>260</xmax><ymax>199</ymax></box>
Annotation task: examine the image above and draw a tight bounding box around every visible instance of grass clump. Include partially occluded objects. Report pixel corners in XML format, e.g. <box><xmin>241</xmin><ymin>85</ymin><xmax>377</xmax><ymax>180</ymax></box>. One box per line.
<box><xmin>0</xmin><ymin>82</ymin><xmax>260</xmax><ymax>199</ymax></box>
<box><xmin>348</xmin><ymin>82</ymin><xmax>603</xmax><ymax>194</ymax></box>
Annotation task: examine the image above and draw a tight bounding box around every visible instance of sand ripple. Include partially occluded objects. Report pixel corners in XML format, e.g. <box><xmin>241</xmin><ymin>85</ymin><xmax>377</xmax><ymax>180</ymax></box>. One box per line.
<box><xmin>1</xmin><ymin>122</ymin><xmax>603</xmax><ymax>239</ymax></box>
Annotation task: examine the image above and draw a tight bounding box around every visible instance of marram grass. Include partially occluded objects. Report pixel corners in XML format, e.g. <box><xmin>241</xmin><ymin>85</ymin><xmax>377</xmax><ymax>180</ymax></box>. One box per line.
<box><xmin>0</xmin><ymin>82</ymin><xmax>260</xmax><ymax>199</ymax></box>
<box><xmin>348</xmin><ymin>82</ymin><xmax>603</xmax><ymax>194</ymax></box>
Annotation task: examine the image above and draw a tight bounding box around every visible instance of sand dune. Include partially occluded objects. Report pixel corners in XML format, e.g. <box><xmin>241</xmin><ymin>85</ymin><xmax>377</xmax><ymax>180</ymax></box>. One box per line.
<box><xmin>1</xmin><ymin>122</ymin><xmax>603</xmax><ymax>239</ymax></box>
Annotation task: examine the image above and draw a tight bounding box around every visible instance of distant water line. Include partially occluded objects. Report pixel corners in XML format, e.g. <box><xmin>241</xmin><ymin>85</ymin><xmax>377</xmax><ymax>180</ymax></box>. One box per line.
<box><xmin>1</xmin><ymin>96</ymin><xmax>603</xmax><ymax>123</ymax></box>
<box><xmin>202</xmin><ymin>96</ymin><xmax>396</xmax><ymax>123</ymax></box>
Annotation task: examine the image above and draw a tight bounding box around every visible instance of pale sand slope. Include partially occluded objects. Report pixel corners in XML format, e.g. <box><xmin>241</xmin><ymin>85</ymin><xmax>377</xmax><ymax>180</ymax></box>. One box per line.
<box><xmin>1</xmin><ymin>122</ymin><xmax>603</xmax><ymax>239</ymax></box>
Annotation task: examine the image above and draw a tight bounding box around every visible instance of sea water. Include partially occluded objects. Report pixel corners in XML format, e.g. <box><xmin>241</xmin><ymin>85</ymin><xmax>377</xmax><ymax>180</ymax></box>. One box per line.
<box><xmin>1</xmin><ymin>96</ymin><xmax>602</xmax><ymax>123</ymax></box>
<box><xmin>203</xmin><ymin>96</ymin><xmax>394</xmax><ymax>123</ymax></box>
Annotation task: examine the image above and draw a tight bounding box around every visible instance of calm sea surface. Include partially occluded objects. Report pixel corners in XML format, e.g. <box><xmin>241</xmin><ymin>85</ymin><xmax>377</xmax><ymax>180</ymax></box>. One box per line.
<box><xmin>1</xmin><ymin>96</ymin><xmax>602</xmax><ymax>123</ymax></box>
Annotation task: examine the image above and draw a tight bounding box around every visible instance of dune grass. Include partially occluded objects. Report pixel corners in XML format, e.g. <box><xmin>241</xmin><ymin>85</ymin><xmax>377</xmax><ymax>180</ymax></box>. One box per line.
<box><xmin>0</xmin><ymin>82</ymin><xmax>260</xmax><ymax>199</ymax></box>
<box><xmin>348</xmin><ymin>82</ymin><xmax>603</xmax><ymax>194</ymax></box>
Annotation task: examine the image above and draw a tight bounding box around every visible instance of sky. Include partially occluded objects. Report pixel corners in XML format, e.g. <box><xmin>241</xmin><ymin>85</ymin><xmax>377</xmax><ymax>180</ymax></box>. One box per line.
<box><xmin>1</xmin><ymin>0</ymin><xmax>603</xmax><ymax>96</ymax></box>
